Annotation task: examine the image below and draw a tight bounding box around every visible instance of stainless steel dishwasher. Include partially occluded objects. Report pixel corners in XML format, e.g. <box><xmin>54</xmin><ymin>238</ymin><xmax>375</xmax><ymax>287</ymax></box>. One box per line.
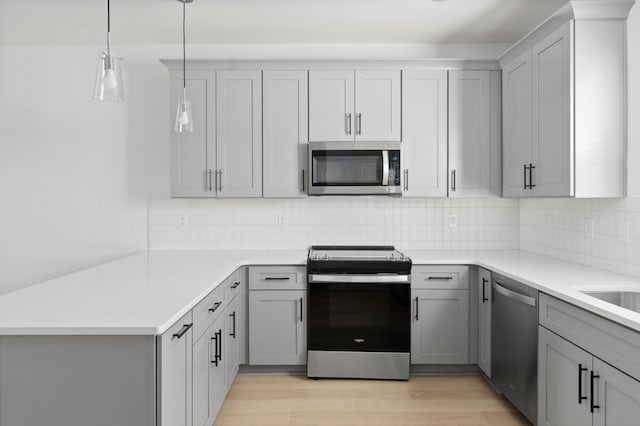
<box><xmin>491</xmin><ymin>274</ymin><xmax>538</xmax><ymax>425</ymax></box>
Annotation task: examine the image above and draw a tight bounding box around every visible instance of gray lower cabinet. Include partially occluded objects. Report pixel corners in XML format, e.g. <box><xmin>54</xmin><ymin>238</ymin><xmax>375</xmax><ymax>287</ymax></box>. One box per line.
<box><xmin>157</xmin><ymin>311</ymin><xmax>194</xmax><ymax>426</ymax></box>
<box><xmin>539</xmin><ymin>326</ymin><xmax>640</xmax><ymax>426</ymax></box>
<box><xmin>249</xmin><ymin>289</ymin><xmax>307</xmax><ymax>365</ymax></box>
<box><xmin>410</xmin><ymin>266</ymin><xmax>469</xmax><ymax>364</ymax></box>
<box><xmin>192</xmin><ymin>323</ymin><xmax>213</xmax><ymax>426</ymax></box>
<box><xmin>226</xmin><ymin>294</ymin><xmax>241</xmax><ymax>384</ymax></box>
<box><xmin>477</xmin><ymin>267</ymin><xmax>492</xmax><ymax>377</ymax></box>
<box><xmin>210</xmin><ymin>312</ymin><xmax>228</xmax><ymax>414</ymax></box>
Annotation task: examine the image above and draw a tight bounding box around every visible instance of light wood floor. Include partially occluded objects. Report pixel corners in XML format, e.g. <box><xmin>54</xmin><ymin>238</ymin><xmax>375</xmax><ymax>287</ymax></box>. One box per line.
<box><xmin>214</xmin><ymin>375</ymin><xmax>530</xmax><ymax>426</ymax></box>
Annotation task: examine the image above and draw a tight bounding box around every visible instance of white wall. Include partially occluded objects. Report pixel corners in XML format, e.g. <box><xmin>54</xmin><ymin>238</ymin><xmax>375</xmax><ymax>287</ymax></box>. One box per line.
<box><xmin>519</xmin><ymin>4</ymin><xmax>640</xmax><ymax>279</ymax></box>
<box><xmin>0</xmin><ymin>46</ymin><xmax>148</xmax><ymax>295</ymax></box>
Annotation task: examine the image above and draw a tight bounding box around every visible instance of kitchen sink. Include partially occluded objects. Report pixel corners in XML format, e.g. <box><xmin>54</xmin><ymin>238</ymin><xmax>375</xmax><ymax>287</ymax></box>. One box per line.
<box><xmin>581</xmin><ymin>291</ymin><xmax>640</xmax><ymax>314</ymax></box>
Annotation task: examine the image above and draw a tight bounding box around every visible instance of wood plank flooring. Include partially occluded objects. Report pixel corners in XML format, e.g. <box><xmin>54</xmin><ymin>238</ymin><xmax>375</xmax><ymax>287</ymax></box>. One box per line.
<box><xmin>214</xmin><ymin>375</ymin><xmax>530</xmax><ymax>426</ymax></box>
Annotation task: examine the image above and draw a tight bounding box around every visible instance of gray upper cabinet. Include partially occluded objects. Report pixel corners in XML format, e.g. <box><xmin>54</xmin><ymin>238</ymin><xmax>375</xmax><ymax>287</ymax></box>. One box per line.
<box><xmin>501</xmin><ymin>15</ymin><xmax>627</xmax><ymax>198</ymax></box>
<box><xmin>309</xmin><ymin>70</ymin><xmax>401</xmax><ymax>142</ymax></box>
<box><xmin>477</xmin><ymin>267</ymin><xmax>492</xmax><ymax>377</ymax></box>
<box><xmin>170</xmin><ymin>71</ymin><xmax>216</xmax><ymax>198</ymax></box>
<box><xmin>401</xmin><ymin>70</ymin><xmax>448</xmax><ymax>197</ymax></box>
<box><xmin>262</xmin><ymin>70</ymin><xmax>309</xmax><ymax>197</ymax></box>
<box><xmin>448</xmin><ymin>70</ymin><xmax>492</xmax><ymax>197</ymax></box>
<box><xmin>157</xmin><ymin>312</ymin><xmax>193</xmax><ymax>426</ymax></box>
<box><xmin>216</xmin><ymin>70</ymin><xmax>263</xmax><ymax>197</ymax></box>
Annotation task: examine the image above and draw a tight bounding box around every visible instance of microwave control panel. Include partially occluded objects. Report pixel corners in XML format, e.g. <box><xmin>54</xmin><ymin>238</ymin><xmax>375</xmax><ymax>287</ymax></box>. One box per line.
<box><xmin>389</xmin><ymin>150</ymin><xmax>401</xmax><ymax>186</ymax></box>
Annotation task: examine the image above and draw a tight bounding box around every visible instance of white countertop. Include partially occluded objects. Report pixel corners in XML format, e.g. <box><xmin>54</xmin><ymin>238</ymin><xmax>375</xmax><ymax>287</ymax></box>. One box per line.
<box><xmin>0</xmin><ymin>249</ymin><xmax>638</xmax><ymax>335</ymax></box>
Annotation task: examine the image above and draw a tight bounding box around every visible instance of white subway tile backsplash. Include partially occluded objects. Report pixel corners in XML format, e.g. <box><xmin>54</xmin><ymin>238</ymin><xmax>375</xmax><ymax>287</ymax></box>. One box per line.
<box><xmin>520</xmin><ymin>197</ymin><xmax>640</xmax><ymax>280</ymax></box>
<box><xmin>148</xmin><ymin>197</ymin><xmax>519</xmax><ymax>251</ymax></box>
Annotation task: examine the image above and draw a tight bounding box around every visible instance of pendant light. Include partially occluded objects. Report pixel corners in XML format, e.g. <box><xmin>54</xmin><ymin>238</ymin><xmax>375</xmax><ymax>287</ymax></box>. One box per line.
<box><xmin>94</xmin><ymin>0</ymin><xmax>125</xmax><ymax>101</ymax></box>
<box><xmin>175</xmin><ymin>0</ymin><xmax>194</xmax><ymax>133</ymax></box>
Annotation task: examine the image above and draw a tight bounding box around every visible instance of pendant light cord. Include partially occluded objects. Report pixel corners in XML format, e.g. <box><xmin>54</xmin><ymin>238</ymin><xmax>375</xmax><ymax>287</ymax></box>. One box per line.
<box><xmin>183</xmin><ymin>1</ymin><xmax>186</xmax><ymax>90</ymax></box>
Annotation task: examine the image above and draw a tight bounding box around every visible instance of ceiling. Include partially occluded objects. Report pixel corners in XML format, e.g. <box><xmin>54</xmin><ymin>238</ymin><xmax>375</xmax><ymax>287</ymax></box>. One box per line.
<box><xmin>0</xmin><ymin>0</ymin><xmax>567</xmax><ymax>46</ymax></box>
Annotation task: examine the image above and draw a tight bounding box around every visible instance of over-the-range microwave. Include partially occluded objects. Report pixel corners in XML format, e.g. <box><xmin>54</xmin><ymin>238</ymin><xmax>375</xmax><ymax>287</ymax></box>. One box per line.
<box><xmin>308</xmin><ymin>141</ymin><xmax>402</xmax><ymax>196</ymax></box>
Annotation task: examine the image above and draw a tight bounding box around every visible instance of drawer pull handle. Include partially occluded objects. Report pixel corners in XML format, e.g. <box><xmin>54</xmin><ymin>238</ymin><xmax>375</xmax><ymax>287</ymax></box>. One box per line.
<box><xmin>208</xmin><ymin>302</ymin><xmax>222</xmax><ymax>313</ymax></box>
<box><xmin>229</xmin><ymin>311</ymin><xmax>236</xmax><ymax>338</ymax></box>
<box><xmin>264</xmin><ymin>277</ymin><xmax>290</xmax><ymax>281</ymax></box>
<box><xmin>427</xmin><ymin>276</ymin><xmax>453</xmax><ymax>280</ymax></box>
<box><xmin>172</xmin><ymin>323</ymin><xmax>193</xmax><ymax>340</ymax></box>
<box><xmin>231</xmin><ymin>281</ymin><xmax>241</xmax><ymax>289</ymax></box>
<box><xmin>482</xmin><ymin>277</ymin><xmax>489</xmax><ymax>303</ymax></box>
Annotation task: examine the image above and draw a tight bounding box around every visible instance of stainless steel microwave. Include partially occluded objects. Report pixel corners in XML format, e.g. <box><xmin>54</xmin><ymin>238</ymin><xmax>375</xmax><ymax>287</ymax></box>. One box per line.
<box><xmin>308</xmin><ymin>142</ymin><xmax>402</xmax><ymax>195</ymax></box>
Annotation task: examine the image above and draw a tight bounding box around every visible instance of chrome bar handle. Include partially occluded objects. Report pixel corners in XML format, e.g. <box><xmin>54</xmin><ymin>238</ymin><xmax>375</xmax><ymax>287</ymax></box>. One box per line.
<box><xmin>451</xmin><ymin>170</ymin><xmax>456</xmax><ymax>192</ymax></box>
<box><xmin>404</xmin><ymin>169</ymin><xmax>409</xmax><ymax>191</ymax></box>
<box><xmin>217</xmin><ymin>170</ymin><xmax>223</xmax><ymax>191</ymax></box>
<box><xmin>207</xmin><ymin>169</ymin><xmax>213</xmax><ymax>191</ymax></box>
<box><xmin>346</xmin><ymin>113</ymin><xmax>352</xmax><ymax>135</ymax></box>
<box><xmin>382</xmin><ymin>150</ymin><xmax>389</xmax><ymax>186</ymax></box>
<box><xmin>356</xmin><ymin>113</ymin><xmax>362</xmax><ymax>135</ymax></box>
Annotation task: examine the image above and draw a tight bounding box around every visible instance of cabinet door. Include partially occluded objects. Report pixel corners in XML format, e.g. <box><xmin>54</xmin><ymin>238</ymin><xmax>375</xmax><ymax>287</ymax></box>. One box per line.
<box><xmin>263</xmin><ymin>70</ymin><xmax>308</xmax><ymax>197</ymax></box>
<box><xmin>210</xmin><ymin>313</ymin><xmax>228</xmax><ymax>414</ymax></box>
<box><xmin>216</xmin><ymin>70</ymin><xmax>262</xmax><ymax>197</ymax></box>
<box><xmin>249</xmin><ymin>290</ymin><xmax>306</xmax><ymax>365</ymax></box>
<box><xmin>157</xmin><ymin>312</ymin><xmax>193</xmax><ymax>426</ymax></box>
<box><xmin>502</xmin><ymin>50</ymin><xmax>533</xmax><ymax>197</ymax></box>
<box><xmin>593</xmin><ymin>358</ymin><xmax>640</xmax><ymax>426</ymax></box>
<box><xmin>401</xmin><ymin>70</ymin><xmax>448</xmax><ymax>197</ymax></box>
<box><xmin>225</xmin><ymin>296</ymin><xmax>240</xmax><ymax>385</ymax></box>
<box><xmin>309</xmin><ymin>70</ymin><xmax>355</xmax><ymax>142</ymax></box>
<box><xmin>532</xmin><ymin>23</ymin><xmax>573</xmax><ymax>197</ymax></box>
<box><xmin>411</xmin><ymin>289</ymin><xmax>469</xmax><ymax>364</ymax></box>
<box><xmin>538</xmin><ymin>327</ymin><xmax>593</xmax><ymax>426</ymax></box>
<box><xmin>477</xmin><ymin>268</ymin><xmax>492</xmax><ymax>377</ymax></box>
<box><xmin>170</xmin><ymin>71</ymin><xmax>216</xmax><ymax>197</ymax></box>
<box><xmin>354</xmin><ymin>70</ymin><xmax>401</xmax><ymax>142</ymax></box>
<box><xmin>192</xmin><ymin>328</ymin><xmax>212</xmax><ymax>426</ymax></box>
<box><xmin>448</xmin><ymin>70</ymin><xmax>491</xmax><ymax>197</ymax></box>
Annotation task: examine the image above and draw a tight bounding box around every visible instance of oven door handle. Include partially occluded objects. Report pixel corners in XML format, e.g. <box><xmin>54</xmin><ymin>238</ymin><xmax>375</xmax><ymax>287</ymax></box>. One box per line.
<box><xmin>308</xmin><ymin>274</ymin><xmax>410</xmax><ymax>284</ymax></box>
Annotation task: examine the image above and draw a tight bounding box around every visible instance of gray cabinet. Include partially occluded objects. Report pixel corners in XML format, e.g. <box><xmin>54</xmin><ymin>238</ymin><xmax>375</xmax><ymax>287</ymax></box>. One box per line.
<box><xmin>262</xmin><ymin>70</ymin><xmax>308</xmax><ymax>197</ymax></box>
<box><xmin>309</xmin><ymin>70</ymin><xmax>401</xmax><ymax>142</ymax></box>
<box><xmin>170</xmin><ymin>71</ymin><xmax>215</xmax><ymax>197</ymax></box>
<box><xmin>538</xmin><ymin>326</ymin><xmax>593</xmax><ymax>426</ymax></box>
<box><xmin>225</xmin><ymin>293</ymin><xmax>241</xmax><ymax>385</ymax></box>
<box><xmin>157</xmin><ymin>312</ymin><xmax>193</xmax><ymax>426</ymax></box>
<box><xmin>411</xmin><ymin>266</ymin><xmax>469</xmax><ymax>364</ymax></box>
<box><xmin>448</xmin><ymin>70</ymin><xmax>492</xmax><ymax>197</ymax></box>
<box><xmin>210</xmin><ymin>312</ymin><xmax>228</xmax><ymax>414</ymax></box>
<box><xmin>249</xmin><ymin>289</ymin><xmax>307</xmax><ymax>365</ymax></box>
<box><xmin>248</xmin><ymin>266</ymin><xmax>307</xmax><ymax>365</ymax></box>
<box><xmin>216</xmin><ymin>70</ymin><xmax>263</xmax><ymax>197</ymax></box>
<box><xmin>539</xmin><ymin>326</ymin><xmax>640</xmax><ymax>426</ymax></box>
<box><xmin>192</xmin><ymin>324</ymin><xmax>213</xmax><ymax>426</ymax></box>
<box><xmin>477</xmin><ymin>267</ymin><xmax>492</xmax><ymax>377</ymax></box>
<box><xmin>539</xmin><ymin>294</ymin><xmax>640</xmax><ymax>425</ymax></box>
<box><xmin>401</xmin><ymin>70</ymin><xmax>448</xmax><ymax>197</ymax></box>
<box><xmin>501</xmin><ymin>16</ymin><xmax>627</xmax><ymax>198</ymax></box>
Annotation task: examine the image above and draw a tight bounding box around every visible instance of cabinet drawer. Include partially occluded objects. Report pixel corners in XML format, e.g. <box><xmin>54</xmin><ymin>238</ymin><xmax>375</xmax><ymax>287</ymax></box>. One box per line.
<box><xmin>228</xmin><ymin>268</ymin><xmax>245</xmax><ymax>301</ymax></box>
<box><xmin>539</xmin><ymin>293</ymin><xmax>640</xmax><ymax>380</ymax></box>
<box><xmin>249</xmin><ymin>266</ymin><xmax>306</xmax><ymax>290</ymax></box>
<box><xmin>193</xmin><ymin>282</ymin><xmax>227</xmax><ymax>342</ymax></box>
<box><xmin>412</xmin><ymin>266</ymin><xmax>469</xmax><ymax>290</ymax></box>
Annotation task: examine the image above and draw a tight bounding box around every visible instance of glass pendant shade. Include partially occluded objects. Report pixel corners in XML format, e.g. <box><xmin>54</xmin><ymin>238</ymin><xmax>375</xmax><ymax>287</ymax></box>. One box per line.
<box><xmin>174</xmin><ymin>91</ymin><xmax>194</xmax><ymax>133</ymax></box>
<box><xmin>93</xmin><ymin>50</ymin><xmax>125</xmax><ymax>101</ymax></box>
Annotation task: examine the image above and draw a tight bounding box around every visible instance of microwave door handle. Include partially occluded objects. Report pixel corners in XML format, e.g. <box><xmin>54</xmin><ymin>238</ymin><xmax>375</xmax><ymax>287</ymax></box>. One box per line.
<box><xmin>382</xmin><ymin>150</ymin><xmax>389</xmax><ymax>186</ymax></box>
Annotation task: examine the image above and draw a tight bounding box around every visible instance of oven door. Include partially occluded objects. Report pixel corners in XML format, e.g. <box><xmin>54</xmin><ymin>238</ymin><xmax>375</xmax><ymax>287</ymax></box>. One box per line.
<box><xmin>307</xmin><ymin>275</ymin><xmax>410</xmax><ymax>353</ymax></box>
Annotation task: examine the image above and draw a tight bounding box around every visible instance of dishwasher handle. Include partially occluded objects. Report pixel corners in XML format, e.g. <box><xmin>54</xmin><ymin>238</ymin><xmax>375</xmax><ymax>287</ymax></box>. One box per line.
<box><xmin>492</xmin><ymin>280</ymin><xmax>537</xmax><ymax>307</ymax></box>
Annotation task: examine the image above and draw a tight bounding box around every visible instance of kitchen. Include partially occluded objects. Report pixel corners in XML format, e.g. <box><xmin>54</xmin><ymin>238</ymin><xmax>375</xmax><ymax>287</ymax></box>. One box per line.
<box><xmin>1</xmin><ymin>0</ymin><xmax>640</xmax><ymax>425</ymax></box>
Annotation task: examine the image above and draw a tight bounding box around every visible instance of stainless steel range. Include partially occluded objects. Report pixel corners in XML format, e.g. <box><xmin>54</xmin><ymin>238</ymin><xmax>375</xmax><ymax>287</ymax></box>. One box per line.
<box><xmin>306</xmin><ymin>246</ymin><xmax>412</xmax><ymax>380</ymax></box>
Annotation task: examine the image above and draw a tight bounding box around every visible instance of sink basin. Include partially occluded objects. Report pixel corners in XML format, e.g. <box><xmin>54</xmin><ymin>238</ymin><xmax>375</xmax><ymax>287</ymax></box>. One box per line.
<box><xmin>581</xmin><ymin>291</ymin><xmax>640</xmax><ymax>314</ymax></box>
